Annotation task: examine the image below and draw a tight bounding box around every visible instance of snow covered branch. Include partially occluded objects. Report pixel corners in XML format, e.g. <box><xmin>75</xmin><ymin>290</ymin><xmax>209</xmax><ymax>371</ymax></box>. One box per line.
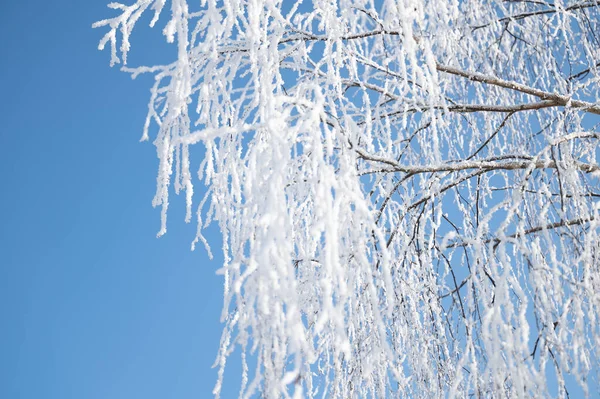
<box><xmin>96</xmin><ymin>0</ymin><xmax>600</xmax><ymax>397</ymax></box>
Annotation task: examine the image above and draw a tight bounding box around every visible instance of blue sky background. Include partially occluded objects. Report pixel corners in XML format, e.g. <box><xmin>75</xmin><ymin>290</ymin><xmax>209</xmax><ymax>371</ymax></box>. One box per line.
<box><xmin>1</xmin><ymin>2</ymin><xmax>599</xmax><ymax>399</ymax></box>
<box><xmin>0</xmin><ymin>2</ymin><xmax>242</xmax><ymax>398</ymax></box>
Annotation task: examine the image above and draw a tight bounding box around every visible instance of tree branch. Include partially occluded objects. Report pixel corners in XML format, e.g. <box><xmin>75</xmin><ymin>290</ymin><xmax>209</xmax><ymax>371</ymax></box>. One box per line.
<box><xmin>445</xmin><ymin>215</ymin><xmax>597</xmax><ymax>249</ymax></box>
<box><xmin>436</xmin><ymin>64</ymin><xmax>600</xmax><ymax>115</ymax></box>
<box><xmin>473</xmin><ymin>1</ymin><xmax>600</xmax><ymax>30</ymax></box>
<box><xmin>357</xmin><ymin>150</ymin><xmax>600</xmax><ymax>174</ymax></box>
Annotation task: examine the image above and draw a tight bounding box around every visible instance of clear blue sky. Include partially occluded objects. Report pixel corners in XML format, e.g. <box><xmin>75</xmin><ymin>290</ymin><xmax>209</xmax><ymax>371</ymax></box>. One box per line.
<box><xmin>2</xmin><ymin>2</ymin><xmax>598</xmax><ymax>398</ymax></box>
<box><xmin>0</xmin><ymin>2</ymin><xmax>241</xmax><ymax>398</ymax></box>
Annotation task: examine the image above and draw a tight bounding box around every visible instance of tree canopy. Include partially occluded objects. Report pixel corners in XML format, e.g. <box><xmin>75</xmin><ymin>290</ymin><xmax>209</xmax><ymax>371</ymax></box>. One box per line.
<box><xmin>96</xmin><ymin>0</ymin><xmax>600</xmax><ymax>397</ymax></box>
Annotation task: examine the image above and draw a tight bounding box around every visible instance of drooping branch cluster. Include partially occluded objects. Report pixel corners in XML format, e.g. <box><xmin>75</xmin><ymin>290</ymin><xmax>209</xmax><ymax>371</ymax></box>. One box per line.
<box><xmin>96</xmin><ymin>0</ymin><xmax>600</xmax><ymax>397</ymax></box>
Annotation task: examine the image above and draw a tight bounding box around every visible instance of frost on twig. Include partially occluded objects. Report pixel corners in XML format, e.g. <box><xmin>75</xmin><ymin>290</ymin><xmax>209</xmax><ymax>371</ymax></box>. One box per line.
<box><xmin>96</xmin><ymin>0</ymin><xmax>600</xmax><ymax>397</ymax></box>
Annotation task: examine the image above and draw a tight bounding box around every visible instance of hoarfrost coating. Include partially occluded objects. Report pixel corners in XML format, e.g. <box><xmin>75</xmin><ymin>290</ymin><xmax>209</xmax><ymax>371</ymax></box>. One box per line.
<box><xmin>95</xmin><ymin>0</ymin><xmax>600</xmax><ymax>397</ymax></box>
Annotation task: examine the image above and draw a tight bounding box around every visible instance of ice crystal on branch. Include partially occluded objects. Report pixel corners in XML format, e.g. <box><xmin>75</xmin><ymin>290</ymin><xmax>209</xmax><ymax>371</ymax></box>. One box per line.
<box><xmin>96</xmin><ymin>0</ymin><xmax>600</xmax><ymax>397</ymax></box>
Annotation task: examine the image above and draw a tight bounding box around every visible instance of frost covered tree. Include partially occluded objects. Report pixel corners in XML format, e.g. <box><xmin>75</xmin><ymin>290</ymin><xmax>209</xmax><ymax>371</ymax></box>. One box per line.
<box><xmin>95</xmin><ymin>0</ymin><xmax>600</xmax><ymax>397</ymax></box>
